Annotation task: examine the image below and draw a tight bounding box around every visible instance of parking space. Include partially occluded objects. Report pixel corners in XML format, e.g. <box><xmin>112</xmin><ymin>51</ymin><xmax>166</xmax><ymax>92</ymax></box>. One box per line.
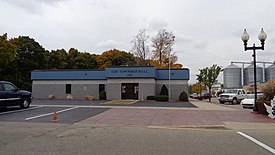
<box><xmin>0</xmin><ymin>106</ymin><xmax>110</xmax><ymax>124</ymax></box>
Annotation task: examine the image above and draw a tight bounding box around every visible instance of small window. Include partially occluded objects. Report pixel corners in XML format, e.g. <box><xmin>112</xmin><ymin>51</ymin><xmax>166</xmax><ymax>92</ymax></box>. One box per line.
<box><xmin>66</xmin><ymin>84</ymin><xmax>71</xmax><ymax>94</ymax></box>
<box><xmin>121</xmin><ymin>86</ymin><xmax>126</xmax><ymax>93</ymax></box>
<box><xmin>4</xmin><ymin>83</ymin><xmax>16</xmax><ymax>91</ymax></box>
<box><xmin>0</xmin><ymin>84</ymin><xmax>3</xmax><ymax>91</ymax></box>
<box><xmin>237</xmin><ymin>90</ymin><xmax>241</xmax><ymax>95</ymax></box>
<box><xmin>134</xmin><ymin>86</ymin><xmax>139</xmax><ymax>94</ymax></box>
<box><xmin>99</xmin><ymin>84</ymin><xmax>105</xmax><ymax>94</ymax></box>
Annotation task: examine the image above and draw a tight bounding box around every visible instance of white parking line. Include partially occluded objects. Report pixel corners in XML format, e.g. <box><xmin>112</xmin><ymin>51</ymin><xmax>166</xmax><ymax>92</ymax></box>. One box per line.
<box><xmin>237</xmin><ymin>131</ymin><xmax>275</xmax><ymax>154</ymax></box>
<box><xmin>25</xmin><ymin>107</ymin><xmax>79</xmax><ymax>121</ymax></box>
<box><xmin>0</xmin><ymin>106</ymin><xmax>43</xmax><ymax>115</ymax></box>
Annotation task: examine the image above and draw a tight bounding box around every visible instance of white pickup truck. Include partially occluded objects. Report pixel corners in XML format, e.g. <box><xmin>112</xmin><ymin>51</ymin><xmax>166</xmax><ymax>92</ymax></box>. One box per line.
<box><xmin>218</xmin><ymin>89</ymin><xmax>246</xmax><ymax>104</ymax></box>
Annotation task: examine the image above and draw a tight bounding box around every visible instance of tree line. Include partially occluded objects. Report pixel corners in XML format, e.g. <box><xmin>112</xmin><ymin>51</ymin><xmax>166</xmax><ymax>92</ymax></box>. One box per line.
<box><xmin>0</xmin><ymin>29</ymin><xmax>183</xmax><ymax>91</ymax></box>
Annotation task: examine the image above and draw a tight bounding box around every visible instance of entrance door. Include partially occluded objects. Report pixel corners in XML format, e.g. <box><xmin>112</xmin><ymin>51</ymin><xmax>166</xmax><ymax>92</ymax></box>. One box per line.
<box><xmin>121</xmin><ymin>83</ymin><xmax>138</xmax><ymax>100</ymax></box>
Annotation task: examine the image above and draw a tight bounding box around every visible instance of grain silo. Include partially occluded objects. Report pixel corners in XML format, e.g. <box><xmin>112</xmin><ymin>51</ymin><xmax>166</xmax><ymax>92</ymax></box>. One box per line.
<box><xmin>243</xmin><ymin>64</ymin><xmax>263</xmax><ymax>85</ymax></box>
<box><xmin>223</xmin><ymin>64</ymin><xmax>242</xmax><ymax>88</ymax></box>
<box><xmin>265</xmin><ymin>63</ymin><xmax>275</xmax><ymax>82</ymax></box>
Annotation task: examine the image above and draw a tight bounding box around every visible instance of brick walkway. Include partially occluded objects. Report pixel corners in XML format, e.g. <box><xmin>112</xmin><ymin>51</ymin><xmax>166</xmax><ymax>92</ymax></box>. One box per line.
<box><xmin>79</xmin><ymin>100</ymin><xmax>275</xmax><ymax>129</ymax></box>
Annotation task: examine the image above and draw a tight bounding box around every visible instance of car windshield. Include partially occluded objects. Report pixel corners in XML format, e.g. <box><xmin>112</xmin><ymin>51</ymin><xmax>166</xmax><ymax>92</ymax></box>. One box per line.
<box><xmin>245</xmin><ymin>94</ymin><xmax>264</xmax><ymax>99</ymax></box>
<box><xmin>224</xmin><ymin>89</ymin><xmax>237</xmax><ymax>93</ymax></box>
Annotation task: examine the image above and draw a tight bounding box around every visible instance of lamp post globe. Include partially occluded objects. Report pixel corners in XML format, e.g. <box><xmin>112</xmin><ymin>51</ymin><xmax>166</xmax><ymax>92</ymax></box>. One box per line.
<box><xmin>241</xmin><ymin>29</ymin><xmax>250</xmax><ymax>43</ymax></box>
<box><xmin>258</xmin><ymin>28</ymin><xmax>267</xmax><ymax>42</ymax></box>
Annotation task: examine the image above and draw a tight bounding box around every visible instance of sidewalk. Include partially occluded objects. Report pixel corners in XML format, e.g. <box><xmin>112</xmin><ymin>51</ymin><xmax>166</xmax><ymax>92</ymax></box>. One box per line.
<box><xmin>79</xmin><ymin>99</ymin><xmax>275</xmax><ymax>130</ymax></box>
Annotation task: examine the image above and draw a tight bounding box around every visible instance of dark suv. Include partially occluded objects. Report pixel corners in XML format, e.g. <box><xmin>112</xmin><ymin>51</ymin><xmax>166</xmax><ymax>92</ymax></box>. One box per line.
<box><xmin>0</xmin><ymin>81</ymin><xmax>32</xmax><ymax>108</ymax></box>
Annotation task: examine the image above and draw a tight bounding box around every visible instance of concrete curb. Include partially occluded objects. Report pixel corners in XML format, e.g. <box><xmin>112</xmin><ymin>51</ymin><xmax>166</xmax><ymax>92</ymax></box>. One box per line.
<box><xmin>224</xmin><ymin>122</ymin><xmax>275</xmax><ymax>130</ymax></box>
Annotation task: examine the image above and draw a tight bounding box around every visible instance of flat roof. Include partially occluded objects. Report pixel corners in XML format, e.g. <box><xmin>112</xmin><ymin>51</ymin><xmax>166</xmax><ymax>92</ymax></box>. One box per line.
<box><xmin>31</xmin><ymin>66</ymin><xmax>189</xmax><ymax>80</ymax></box>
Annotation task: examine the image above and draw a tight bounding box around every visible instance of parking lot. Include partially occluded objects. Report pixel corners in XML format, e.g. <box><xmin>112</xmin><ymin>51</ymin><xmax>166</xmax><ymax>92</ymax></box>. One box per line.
<box><xmin>0</xmin><ymin>100</ymin><xmax>196</xmax><ymax>124</ymax></box>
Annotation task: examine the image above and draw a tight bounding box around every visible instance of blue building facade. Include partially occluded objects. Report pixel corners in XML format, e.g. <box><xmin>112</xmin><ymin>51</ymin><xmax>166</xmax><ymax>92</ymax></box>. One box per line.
<box><xmin>31</xmin><ymin>66</ymin><xmax>189</xmax><ymax>100</ymax></box>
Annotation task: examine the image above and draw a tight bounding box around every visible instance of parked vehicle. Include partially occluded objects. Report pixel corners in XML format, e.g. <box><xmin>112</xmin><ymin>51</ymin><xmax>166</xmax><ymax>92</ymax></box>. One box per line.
<box><xmin>190</xmin><ymin>93</ymin><xmax>212</xmax><ymax>100</ymax></box>
<box><xmin>240</xmin><ymin>93</ymin><xmax>264</xmax><ymax>108</ymax></box>
<box><xmin>190</xmin><ymin>93</ymin><xmax>198</xmax><ymax>99</ymax></box>
<box><xmin>0</xmin><ymin>81</ymin><xmax>32</xmax><ymax>108</ymax></box>
<box><xmin>218</xmin><ymin>89</ymin><xmax>246</xmax><ymax>104</ymax></box>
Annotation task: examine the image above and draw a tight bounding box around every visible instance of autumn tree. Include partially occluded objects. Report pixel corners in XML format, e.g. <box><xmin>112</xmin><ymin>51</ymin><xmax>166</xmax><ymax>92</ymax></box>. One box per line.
<box><xmin>151</xmin><ymin>29</ymin><xmax>177</xmax><ymax>68</ymax></box>
<box><xmin>148</xmin><ymin>60</ymin><xmax>181</xmax><ymax>69</ymax></box>
<box><xmin>196</xmin><ymin>64</ymin><xmax>222</xmax><ymax>102</ymax></box>
<box><xmin>96</xmin><ymin>49</ymin><xmax>135</xmax><ymax>69</ymax></box>
<box><xmin>192</xmin><ymin>83</ymin><xmax>203</xmax><ymax>94</ymax></box>
<box><xmin>131</xmin><ymin>29</ymin><xmax>150</xmax><ymax>65</ymax></box>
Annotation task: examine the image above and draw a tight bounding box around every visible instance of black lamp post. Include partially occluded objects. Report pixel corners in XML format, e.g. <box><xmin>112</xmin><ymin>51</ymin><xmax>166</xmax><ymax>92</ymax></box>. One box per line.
<box><xmin>241</xmin><ymin>28</ymin><xmax>267</xmax><ymax>112</ymax></box>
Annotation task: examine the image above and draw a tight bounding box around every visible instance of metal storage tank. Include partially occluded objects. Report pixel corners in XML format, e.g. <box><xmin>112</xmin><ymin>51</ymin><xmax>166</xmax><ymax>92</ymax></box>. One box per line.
<box><xmin>243</xmin><ymin>64</ymin><xmax>263</xmax><ymax>85</ymax></box>
<box><xmin>223</xmin><ymin>64</ymin><xmax>242</xmax><ymax>88</ymax></box>
<box><xmin>265</xmin><ymin>63</ymin><xmax>275</xmax><ymax>82</ymax></box>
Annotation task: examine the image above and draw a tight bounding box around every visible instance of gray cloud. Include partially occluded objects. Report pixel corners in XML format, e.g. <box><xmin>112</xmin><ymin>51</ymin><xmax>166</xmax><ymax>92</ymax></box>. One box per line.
<box><xmin>147</xmin><ymin>17</ymin><xmax>168</xmax><ymax>31</ymax></box>
<box><xmin>193</xmin><ymin>42</ymin><xmax>208</xmax><ymax>49</ymax></box>
<box><xmin>174</xmin><ymin>35</ymin><xmax>193</xmax><ymax>45</ymax></box>
<box><xmin>1</xmin><ymin>0</ymin><xmax>67</xmax><ymax>14</ymax></box>
<box><xmin>97</xmin><ymin>40</ymin><xmax>123</xmax><ymax>51</ymax></box>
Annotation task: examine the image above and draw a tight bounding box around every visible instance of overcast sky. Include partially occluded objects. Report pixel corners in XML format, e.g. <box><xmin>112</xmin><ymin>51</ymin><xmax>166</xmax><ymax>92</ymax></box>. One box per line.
<box><xmin>1</xmin><ymin>0</ymin><xmax>274</xmax><ymax>83</ymax></box>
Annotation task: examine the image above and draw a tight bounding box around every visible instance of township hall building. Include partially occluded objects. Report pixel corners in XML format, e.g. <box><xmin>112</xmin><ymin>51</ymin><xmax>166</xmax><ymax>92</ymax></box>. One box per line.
<box><xmin>31</xmin><ymin>66</ymin><xmax>190</xmax><ymax>100</ymax></box>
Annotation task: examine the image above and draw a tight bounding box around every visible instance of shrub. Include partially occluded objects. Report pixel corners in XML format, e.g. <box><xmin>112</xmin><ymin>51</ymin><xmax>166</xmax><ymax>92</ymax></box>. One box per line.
<box><xmin>146</xmin><ymin>96</ymin><xmax>155</xmax><ymax>100</ymax></box>
<box><xmin>179</xmin><ymin>91</ymin><xmax>189</xmax><ymax>102</ymax></box>
<box><xmin>155</xmin><ymin>95</ymin><xmax>169</xmax><ymax>102</ymax></box>
<box><xmin>261</xmin><ymin>82</ymin><xmax>275</xmax><ymax>101</ymax></box>
<box><xmin>160</xmin><ymin>85</ymin><xmax>168</xmax><ymax>96</ymax></box>
<box><xmin>99</xmin><ymin>90</ymin><xmax>106</xmax><ymax>100</ymax></box>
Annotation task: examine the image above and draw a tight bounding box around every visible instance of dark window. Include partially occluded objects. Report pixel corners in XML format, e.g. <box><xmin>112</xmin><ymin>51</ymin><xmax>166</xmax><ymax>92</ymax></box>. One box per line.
<box><xmin>66</xmin><ymin>84</ymin><xmax>71</xmax><ymax>94</ymax></box>
<box><xmin>99</xmin><ymin>84</ymin><xmax>105</xmax><ymax>94</ymax></box>
<box><xmin>3</xmin><ymin>83</ymin><xmax>16</xmax><ymax>91</ymax></box>
<box><xmin>0</xmin><ymin>84</ymin><xmax>3</xmax><ymax>91</ymax></box>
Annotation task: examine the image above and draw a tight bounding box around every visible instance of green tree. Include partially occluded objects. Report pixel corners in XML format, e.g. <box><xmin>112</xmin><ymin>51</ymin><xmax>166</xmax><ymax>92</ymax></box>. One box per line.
<box><xmin>0</xmin><ymin>33</ymin><xmax>16</xmax><ymax>67</ymax></box>
<box><xmin>159</xmin><ymin>84</ymin><xmax>168</xmax><ymax>96</ymax></box>
<box><xmin>46</xmin><ymin>49</ymin><xmax>68</xmax><ymax>69</ymax></box>
<box><xmin>96</xmin><ymin>49</ymin><xmax>135</xmax><ymax>69</ymax></box>
<box><xmin>75</xmin><ymin>52</ymin><xmax>98</xmax><ymax>69</ymax></box>
<box><xmin>9</xmin><ymin>36</ymin><xmax>46</xmax><ymax>88</ymax></box>
<box><xmin>196</xmin><ymin>64</ymin><xmax>222</xmax><ymax>102</ymax></box>
<box><xmin>46</xmin><ymin>48</ymin><xmax>98</xmax><ymax>70</ymax></box>
<box><xmin>0</xmin><ymin>33</ymin><xmax>17</xmax><ymax>80</ymax></box>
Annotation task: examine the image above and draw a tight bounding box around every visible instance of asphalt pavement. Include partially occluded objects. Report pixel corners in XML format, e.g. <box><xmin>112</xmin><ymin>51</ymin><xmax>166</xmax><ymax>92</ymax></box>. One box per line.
<box><xmin>0</xmin><ymin>122</ymin><xmax>274</xmax><ymax>155</ymax></box>
<box><xmin>1</xmin><ymin>98</ymin><xmax>275</xmax><ymax>154</ymax></box>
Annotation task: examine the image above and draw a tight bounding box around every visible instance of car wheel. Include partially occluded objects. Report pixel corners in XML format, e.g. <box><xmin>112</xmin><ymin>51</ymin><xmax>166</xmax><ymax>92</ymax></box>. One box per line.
<box><xmin>20</xmin><ymin>98</ymin><xmax>30</xmax><ymax>109</ymax></box>
<box><xmin>232</xmin><ymin>98</ymin><xmax>238</xmax><ymax>105</ymax></box>
<box><xmin>219</xmin><ymin>101</ymin><xmax>224</xmax><ymax>104</ymax></box>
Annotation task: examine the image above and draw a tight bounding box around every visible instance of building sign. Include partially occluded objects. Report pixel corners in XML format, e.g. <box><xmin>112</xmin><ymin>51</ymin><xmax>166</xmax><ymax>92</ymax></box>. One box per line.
<box><xmin>106</xmin><ymin>67</ymin><xmax>156</xmax><ymax>78</ymax></box>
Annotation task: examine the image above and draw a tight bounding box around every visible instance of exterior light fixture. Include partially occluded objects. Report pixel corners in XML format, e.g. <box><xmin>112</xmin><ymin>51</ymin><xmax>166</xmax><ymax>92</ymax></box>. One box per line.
<box><xmin>241</xmin><ymin>28</ymin><xmax>267</xmax><ymax>112</ymax></box>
